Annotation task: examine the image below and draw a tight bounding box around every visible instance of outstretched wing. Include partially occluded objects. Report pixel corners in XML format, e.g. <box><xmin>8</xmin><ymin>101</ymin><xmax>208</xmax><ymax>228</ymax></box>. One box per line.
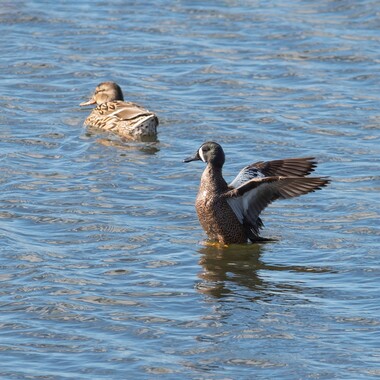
<box><xmin>226</xmin><ymin>176</ymin><xmax>330</xmax><ymax>239</ymax></box>
<box><xmin>229</xmin><ymin>157</ymin><xmax>317</xmax><ymax>189</ymax></box>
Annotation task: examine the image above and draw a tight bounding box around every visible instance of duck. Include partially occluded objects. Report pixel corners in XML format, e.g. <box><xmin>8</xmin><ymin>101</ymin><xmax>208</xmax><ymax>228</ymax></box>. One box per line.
<box><xmin>80</xmin><ymin>81</ymin><xmax>158</xmax><ymax>140</ymax></box>
<box><xmin>184</xmin><ymin>141</ymin><xmax>330</xmax><ymax>244</ymax></box>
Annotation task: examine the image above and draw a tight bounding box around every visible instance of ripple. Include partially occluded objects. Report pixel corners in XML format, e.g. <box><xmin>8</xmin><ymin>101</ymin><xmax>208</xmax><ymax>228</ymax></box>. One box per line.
<box><xmin>76</xmin><ymin>296</ymin><xmax>142</xmax><ymax>307</ymax></box>
<box><xmin>1</xmin><ymin>0</ymin><xmax>379</xmax><ymax>379</ymax></box>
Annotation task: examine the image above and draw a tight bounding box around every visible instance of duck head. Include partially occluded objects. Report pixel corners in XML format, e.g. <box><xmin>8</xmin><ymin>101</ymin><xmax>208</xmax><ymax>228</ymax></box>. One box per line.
<box><xmin>184</xmin><ymin>141</ymin><xmax>225</xmax><ymax>168</ymax></box>
<box><xmin>80</xmin><ymin>81</ymin><xmax>124</xmax><ymax>106</ymax></box>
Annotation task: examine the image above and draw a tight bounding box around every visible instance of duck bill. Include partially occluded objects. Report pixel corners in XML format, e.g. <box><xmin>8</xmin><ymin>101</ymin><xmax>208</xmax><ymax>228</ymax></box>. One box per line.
<box><xmin>183</xmin><ymin>153</ymin><xmax>200</xmax><ymax>163</ymax></box>
<box><xmin>79</xmin><ymin>98</ymin><xmax>96</xmax><ymax>106</ymax></box>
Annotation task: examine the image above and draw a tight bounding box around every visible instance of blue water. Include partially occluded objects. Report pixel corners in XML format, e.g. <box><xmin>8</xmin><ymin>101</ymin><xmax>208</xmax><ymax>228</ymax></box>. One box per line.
<box><xmin>1</xmin><ymin>1</ymin><xmax>379</xmax><ymax>379</ymax></box>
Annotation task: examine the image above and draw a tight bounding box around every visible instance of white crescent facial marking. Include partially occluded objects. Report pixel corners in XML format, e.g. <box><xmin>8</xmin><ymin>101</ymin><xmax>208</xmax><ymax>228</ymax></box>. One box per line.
<box><xmin>198</xmin><ymin>147</ymin><xmax>206</xmax><ymax>162</ymax></box>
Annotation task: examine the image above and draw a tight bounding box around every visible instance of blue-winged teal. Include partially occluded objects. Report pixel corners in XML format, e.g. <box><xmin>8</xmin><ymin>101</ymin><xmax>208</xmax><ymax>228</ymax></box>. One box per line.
<box><xmin>184</xmin><ymin>142</ymin><xmax>330</xmax><ymax>244</ymax></box>
<box><xmin>80</xmin><ymin>81</ymin><xmax>158</xmax><ymax>140</ymax></box>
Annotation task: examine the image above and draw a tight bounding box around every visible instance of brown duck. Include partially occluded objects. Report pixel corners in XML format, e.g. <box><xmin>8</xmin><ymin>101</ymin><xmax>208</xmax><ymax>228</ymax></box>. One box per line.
<box><xmin>80</xmin><ymin>81</ymin><xmax>158</xmax><ymax>140</ymax></box>
<box><xmin>184</xmin><ymin>142</ymin><xmax>330</xmax><ymax>244</ymax></box>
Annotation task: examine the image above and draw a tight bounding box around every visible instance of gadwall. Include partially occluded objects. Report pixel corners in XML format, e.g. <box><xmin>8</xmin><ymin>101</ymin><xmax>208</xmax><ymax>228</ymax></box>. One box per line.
<box><xmin>80</xmin><ymin>81</ymin><xmax>158</xmax><ymax>140</ymax></box>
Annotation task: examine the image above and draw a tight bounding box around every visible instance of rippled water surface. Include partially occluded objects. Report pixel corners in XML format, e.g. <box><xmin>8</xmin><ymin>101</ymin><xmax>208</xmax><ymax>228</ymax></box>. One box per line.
<box><xmin>1</xmin><ymin>1</ymin><xmax>379</xmax><ymax>379</ymax></box>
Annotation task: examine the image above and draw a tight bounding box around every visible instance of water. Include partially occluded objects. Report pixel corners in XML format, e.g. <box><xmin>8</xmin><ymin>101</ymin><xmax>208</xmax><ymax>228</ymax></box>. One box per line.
<box><xmin>1</xmin><ymin>0</ymin><xmax>379</xmax><ymax>378</ymax></box>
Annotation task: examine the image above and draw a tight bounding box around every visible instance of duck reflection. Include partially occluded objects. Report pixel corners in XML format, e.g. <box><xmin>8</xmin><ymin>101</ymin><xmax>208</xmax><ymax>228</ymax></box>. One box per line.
<box><xmin>197</xmin><ymin>243</ymin><xmax>266</xmax><ymax>299</ymax></box>
<box><xmin>85</xmin><ymin>131</ymin><xmax>160</xmax><ymax>155</ymax></box>
<box><xmin>196</xmin><ymin>243</ymin><xmax>334</xmax><ymax>300</ymax></box>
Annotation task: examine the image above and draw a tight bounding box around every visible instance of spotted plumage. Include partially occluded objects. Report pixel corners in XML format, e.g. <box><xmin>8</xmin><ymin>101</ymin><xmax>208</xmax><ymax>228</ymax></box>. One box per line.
<box><xmin>184</xmin><ymin>142</ymin><xmax>330</xmax><ymax>244</ymax></box>
<box><xmin>80</xmin><ymin>81</ymin><xmax>158</xmax><ymax>140</ymax></box>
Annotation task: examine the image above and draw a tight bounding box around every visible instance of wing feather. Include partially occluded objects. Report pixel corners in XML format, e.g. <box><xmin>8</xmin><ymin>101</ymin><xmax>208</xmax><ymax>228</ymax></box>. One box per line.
<box><xmin>100</xmin><ymin>101</ymin><xmax>154</xmax><ymax>120</ymax></box>
<box><xmin>229</xmin><ymin>157</ymin><xmax>317</xmax><ymax>188</ymax></box>
<box><xmin>226</xmin><ymin>176</ymin><xmax>330</xmax><ymax>237</ymax></box>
